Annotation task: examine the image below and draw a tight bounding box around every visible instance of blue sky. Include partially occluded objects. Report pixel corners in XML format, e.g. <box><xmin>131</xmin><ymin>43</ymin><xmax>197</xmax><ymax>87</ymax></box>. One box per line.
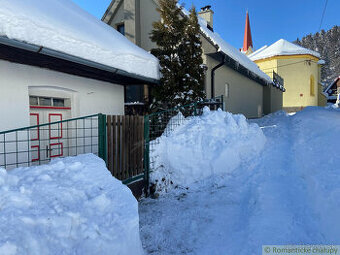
<box><xmin>72</xmin><ymin>0</ymin><xmax>339</xmax><ymax>49</ymax></box>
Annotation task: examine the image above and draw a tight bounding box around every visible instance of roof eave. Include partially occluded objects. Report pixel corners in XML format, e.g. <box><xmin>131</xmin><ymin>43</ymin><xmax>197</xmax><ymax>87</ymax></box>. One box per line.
<box><xmin>207</xmin><ymin>51</ymin><xmax>271</xmax><ymax>87</ymax></box>
<box><xmin>252</xmin><ymin>53</ymin><xmax>320</xmax><ymax>62</ymax></box>
<box><xmin>0</xmin><ymin>35</ymin><xmax>159</xmax><ymax>85</ymax></box>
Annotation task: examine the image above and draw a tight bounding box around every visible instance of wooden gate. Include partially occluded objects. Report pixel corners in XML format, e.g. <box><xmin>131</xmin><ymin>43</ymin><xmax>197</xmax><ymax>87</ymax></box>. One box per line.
<box><xmin>106</xmin><ymin>115</ymin><xmax>144</xmax><ymax>183</ymax></box>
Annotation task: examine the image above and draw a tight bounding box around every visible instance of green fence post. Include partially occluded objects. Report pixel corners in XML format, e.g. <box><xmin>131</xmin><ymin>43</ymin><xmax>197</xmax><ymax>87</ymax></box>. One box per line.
<box><xmin>98</xmin><ymin>113</ymin><xmax>107</xmax><ymax>164</ymax></box>
<box><xmin>143</xmin><ymin>114</ymin><xmax>150</xmax><ymax>196</ymax></box>
<box><xmin>193</xmin><ymin>103</ymin><xmax>198</xmax><ymax>116</ymax></box>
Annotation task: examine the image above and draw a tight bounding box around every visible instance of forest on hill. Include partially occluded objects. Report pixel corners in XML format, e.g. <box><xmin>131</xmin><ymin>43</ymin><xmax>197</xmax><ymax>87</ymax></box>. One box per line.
<box><xmin>295</xmin><ymin>25</ymin><xmax>339</xmax><ymax>86</ymax></box>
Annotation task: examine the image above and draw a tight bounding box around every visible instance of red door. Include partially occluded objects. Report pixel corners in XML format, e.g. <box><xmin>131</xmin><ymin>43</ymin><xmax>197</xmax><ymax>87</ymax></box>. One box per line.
<box><xmin>30</xmin><ymin>109</ymin><xmax>71</xmax><ymax>163</ymax></box>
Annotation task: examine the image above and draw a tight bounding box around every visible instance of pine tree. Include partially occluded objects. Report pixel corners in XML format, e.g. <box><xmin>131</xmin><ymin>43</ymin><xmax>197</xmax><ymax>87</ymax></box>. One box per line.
<box><xmin>150</xmin><ymin>0</ymin><xmax>186</xmax><ymax>109</ymax></box>
<box><xmin>179</xmin><ymin>6</ymin><xmax>206</xmax><ymax>103</ymax></box>
<box><xmin>150</xmin><ymin>1</ymin><xmax>206</xmax><ymax>109</ymax></box>
<box><xmin>295</xmin><ymin>26</ymin><xmax>340</xmax><ymax>85</ymax></box>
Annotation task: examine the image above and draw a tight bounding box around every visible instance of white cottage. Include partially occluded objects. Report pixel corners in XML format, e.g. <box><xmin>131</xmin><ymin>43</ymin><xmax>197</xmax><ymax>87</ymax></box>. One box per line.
<box><xmin>0</xmin><ymin>0</ymin><xmax>159</xmax><ymax>132</ymax></box>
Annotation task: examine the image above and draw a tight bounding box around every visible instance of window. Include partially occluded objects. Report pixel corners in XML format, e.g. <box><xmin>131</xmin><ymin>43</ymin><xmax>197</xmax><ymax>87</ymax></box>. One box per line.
<box><xmin>53</xmin><ymin>98</ymin><xmax>65</xmax><ymax>107</ymax></box>
<box><xmin>29</xmin><ymin>96</ymin><xmax>38</xmax><ymax>106</ymax></box>
<box><xmin>117</xmin><ymin>23</ymin><xmax>125</xmax><ymax>35</ymax></box>
<box><xmin>225</xmin><ymin>83</ymin><xmax>229</xmax><ymax>98</ymax></box>
<box><xmin>29</xmin><ymin>96</ymin><xmax>68</xmax><ymax>108</ymax></box>
<box><xmin>40</xmin><ymin>97</ymin><xmax>52</xmax><ymax>106</ymax></box>
<box><xmin>310</xmin><ymin>75</ymin><xmax>315</xmax><ymax>96</ymax></box>
<box><xmin>126</xmin><ymin>85</ymin><xmax>144</xmax><ymax>103</ymax></box>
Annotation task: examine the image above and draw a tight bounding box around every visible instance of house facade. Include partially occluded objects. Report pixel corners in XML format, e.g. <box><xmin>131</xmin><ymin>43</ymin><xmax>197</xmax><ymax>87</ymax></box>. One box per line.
<box><xmin>0</xmin><ymin>0</ymin><xmax>159</xmax><ymax>131</ymax></box>
<box><xmin>249</xmin><ymin>39</ymin><xmax>326</xmax><ymax>112</ymax></box>
<box><xmin>324</xmin><ymin>76</ymin><xmax>340</xmax><ymax>104</ymax></box>
<box><xmin>102</xmin><ymin>0</ymin><xmax>284</xmax><ymax>118</ymax></box>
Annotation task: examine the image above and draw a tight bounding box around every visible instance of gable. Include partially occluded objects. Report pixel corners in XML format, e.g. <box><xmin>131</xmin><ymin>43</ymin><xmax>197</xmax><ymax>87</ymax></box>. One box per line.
<box><xmin>106</xmin><ymin>0</ymin><xmax>125</xmax><ymax>28</ymax></box>
<box><xmin>102</xmin><ymin>0</ymin><xmax>124</xmax><ymax>24</ymax></box>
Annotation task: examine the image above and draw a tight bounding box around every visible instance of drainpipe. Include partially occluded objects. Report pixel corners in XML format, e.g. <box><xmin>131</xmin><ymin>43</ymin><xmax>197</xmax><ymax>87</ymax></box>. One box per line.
<box><xmin>211</xmin><ymin>55</ymin><xmax>227</xmax><ymax>98</ymax></box>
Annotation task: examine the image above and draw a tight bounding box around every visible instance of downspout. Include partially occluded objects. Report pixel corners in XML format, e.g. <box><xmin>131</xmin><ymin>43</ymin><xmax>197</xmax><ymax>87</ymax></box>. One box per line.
<box><xmin>211</xmin><ymin>54</ymin><xmax>227</xmax><ymax>98</ymax></box>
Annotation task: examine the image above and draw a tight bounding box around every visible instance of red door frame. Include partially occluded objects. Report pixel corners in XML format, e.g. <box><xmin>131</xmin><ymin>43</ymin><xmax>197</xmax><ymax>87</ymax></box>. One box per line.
<box><xmin>30</xmin><ymin>113</ymin><xmax>40</xmax><ymax>141</ymax></box>
<box><xmin>49</xmin><ymin>113</ymin><xmax>63</xmax><ymax>140</ymax></box>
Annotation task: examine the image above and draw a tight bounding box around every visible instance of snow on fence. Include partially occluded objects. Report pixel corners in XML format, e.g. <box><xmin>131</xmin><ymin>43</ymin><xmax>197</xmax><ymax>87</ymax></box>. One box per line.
<box><xmin>144</xmin><ymin>96</ymin><xmax>224</xmax><ymax>190</ymax></box>
<box><xmin>0</xmin><ymin>114</ymin><xmax>101</xmax><ymax>170</ymax></box>
<box><xmin>0</xmin><ymin>113</ymin><xmax>146</xmax><ymax>188</ymax></box>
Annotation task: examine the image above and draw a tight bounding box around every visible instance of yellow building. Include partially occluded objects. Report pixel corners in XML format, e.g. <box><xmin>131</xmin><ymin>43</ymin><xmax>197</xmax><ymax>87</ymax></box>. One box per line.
<box><xmin>249</xmin><ymin>39</ymin><xmax>327</xmax><ymax>112</ymax></box>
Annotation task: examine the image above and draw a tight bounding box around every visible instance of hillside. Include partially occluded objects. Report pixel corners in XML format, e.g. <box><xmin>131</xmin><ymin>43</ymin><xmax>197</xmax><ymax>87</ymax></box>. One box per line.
<box><xmin>295</xmin><ymin>25</ymin><xmax>340</xmax><ymax>86</ymax></box>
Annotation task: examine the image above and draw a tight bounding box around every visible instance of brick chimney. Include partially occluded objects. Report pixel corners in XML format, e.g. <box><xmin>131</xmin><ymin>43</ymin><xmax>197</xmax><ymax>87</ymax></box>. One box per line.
<box><xmin>198</xmin><ymin>5</ymin><xmax>214</xmax><ymax>30</ymax></box>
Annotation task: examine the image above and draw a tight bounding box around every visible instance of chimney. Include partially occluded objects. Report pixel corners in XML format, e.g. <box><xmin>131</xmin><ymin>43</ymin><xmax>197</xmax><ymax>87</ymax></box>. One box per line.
<box><xmin>199</xmin><ymin>5</ymin><xmax>214</xmax><ymax>30</ymax></box>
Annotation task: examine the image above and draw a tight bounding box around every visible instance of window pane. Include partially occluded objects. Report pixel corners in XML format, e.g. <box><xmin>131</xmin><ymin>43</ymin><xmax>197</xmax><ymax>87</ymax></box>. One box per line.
<box><xmin>53</xmin><ymin>98</ymin><xmax>65</xmax><ymax>107</ymax></box>
<box><xmin>117</xmin><ymin>24</ymin><xmax>125</xmax><ymax>35</ymax></box>
<box><xmin>40</xmin><ymin>97</ymin><xmax>52</xmax><ymax>106</ymax></box>
<box><xmin>126</xmin><ymin>85</ymin><xmax>144</xmax><ymax>103</ymax></box>
<box><xmin>29</xmin><ymin>96</ymin><xmax>38</xmax><ymax>106</ymax></box>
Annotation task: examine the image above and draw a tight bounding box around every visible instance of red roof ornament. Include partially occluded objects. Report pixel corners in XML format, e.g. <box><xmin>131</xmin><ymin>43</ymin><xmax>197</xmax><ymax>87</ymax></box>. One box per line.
<box><xmin>242</xmin><ymin>11</ymin><xmax>253</xmax><ymax>53</ymax></box>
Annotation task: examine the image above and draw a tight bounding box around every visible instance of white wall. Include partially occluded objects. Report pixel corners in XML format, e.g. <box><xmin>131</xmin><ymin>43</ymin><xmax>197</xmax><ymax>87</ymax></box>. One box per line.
<box><xmin>0</xmin><ymin>59</ymin><xmax>124</xmax><ymax>131</ymax></box>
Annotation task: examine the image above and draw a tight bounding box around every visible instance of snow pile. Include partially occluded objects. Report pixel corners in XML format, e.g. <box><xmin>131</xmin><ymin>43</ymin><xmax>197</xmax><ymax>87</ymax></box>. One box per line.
<box><xmin>249</xmin><ymin>39</ymin><xmax>320</xmax><ymax>61</ymax></box>
<box><xmin>0</xmin><ymin>154</ymin><xmax>143</xmax><ymax>255</ymax></box>
<box><xmin>0</xmin><ymin>0</ymin><xmax>159</xmax><ymax>80</ymax></box>
<box><xmin>150</xmin><ymin>107</ymin><xmax>266</xmax><ymax>191</ymax></box>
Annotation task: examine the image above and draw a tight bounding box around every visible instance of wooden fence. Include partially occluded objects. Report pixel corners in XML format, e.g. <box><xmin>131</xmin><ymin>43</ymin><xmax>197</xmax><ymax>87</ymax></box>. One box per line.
<box><xmin>106</xmin><ymin>115</ymin><xmax>144</xmax><ymax>182</ymax></box>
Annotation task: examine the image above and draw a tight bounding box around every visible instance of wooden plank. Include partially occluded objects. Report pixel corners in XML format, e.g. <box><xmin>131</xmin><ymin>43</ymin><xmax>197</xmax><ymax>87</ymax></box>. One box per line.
<box><xmin>137</xmin><ymin>116</ymin><xmax>142</xmax><ymax>176</ymax></box>
<box><xmin>134</xmin><ymin>116</ymin><xmax>140</xmax><ymax>175</ymax></box>
<box><xmin>134</xmin><ymin>116</ymin><xmax>138</xmax><ymax>176</ymax></box>
<box><xmin>135</xmin><ymin>116</ymin><xmax>140</xmax><ymax>176</ymax></box>
<box><xmin>121</xmin><ymin>116</ymin><xmax>126</xmax><ymax>180</ymax></box>
<box><xmin>129</xmin><ymin>116</ymin><xmax>134</xmax><ymax>178</ymax></box>
<box><xmin>112</xmin><ymin>115</ymin><xmax>117</xmax><ymax>178</ymax></box>
<box><xmin>107</xmin><ymin>115</ymin><xmax>112</xmax><ymax>174</ymax></box>
<box><xmin>116</xmin><ymin>116</ymin><xmax>121</xmax><ymax>180</ymax></box>
<box><xmin>139</xmin><ymin>116</ymin><xmax>144</xmax><ymax>175</ymax></box>
<box><xmin>126</xmin><ymin>115</ymin><xmax>131</xmax><ymax>179</ymax></box>
<box><xmin>140</xmin><ymin>117</ymin><xmax>145</xmax><ymax>173</ymax></box>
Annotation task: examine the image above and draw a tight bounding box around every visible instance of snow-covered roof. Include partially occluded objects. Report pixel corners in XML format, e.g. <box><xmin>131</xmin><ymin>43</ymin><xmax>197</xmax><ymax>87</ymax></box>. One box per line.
<box><xmin>324</xmin><ymin>76</ymin><xmax>340</xmax><ymax>96</ymax></box>
<box><xmin>0</xmin><ymin>0</ymin><xmax>160</xmax><ymax>81</ymax></box>
<box><xmin>180</xmin><ymin>7</ymin><xmax>272</xmax><ymax>84</ymax></box>
<box><xmin>249</xmin><ymin>39</ymin><xmax>321</xmax><ymax>61</ymax></box>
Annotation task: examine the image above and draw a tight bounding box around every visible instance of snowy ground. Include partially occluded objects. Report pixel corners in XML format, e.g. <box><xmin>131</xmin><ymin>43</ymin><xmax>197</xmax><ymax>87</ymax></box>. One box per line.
<box><xmin>139</xmin><ymin>107</ymin><xmax>340</xmax><ymax>255</ymax></box>
<box><xmin>0</xmin><ymin>154</ymin><xmax>143</xmax><ymax>255</ymax></box>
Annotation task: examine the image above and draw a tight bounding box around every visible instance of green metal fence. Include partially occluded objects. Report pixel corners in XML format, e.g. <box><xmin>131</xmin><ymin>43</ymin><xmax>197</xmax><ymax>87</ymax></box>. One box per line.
<box><xmin>143</xmin><ymin>96</ymin><xmax>224</xmax><ymax>192</ymax></box>
<box><xmin>0</xmin><ymin>114</ymin><xmax>106</xmax><ymax>169</ymax></box>
<box><xmin>0</xmin><ymin>96</ymin><xmax>223</xmax><ymax>194</ymax></box>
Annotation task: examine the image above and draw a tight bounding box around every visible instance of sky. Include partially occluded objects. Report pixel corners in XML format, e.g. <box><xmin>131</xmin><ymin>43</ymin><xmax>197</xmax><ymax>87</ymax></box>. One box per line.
<box><xmin>72</xmin><ymin>0</ymin><xmax>339</xmax><ymax>50</ymax></box>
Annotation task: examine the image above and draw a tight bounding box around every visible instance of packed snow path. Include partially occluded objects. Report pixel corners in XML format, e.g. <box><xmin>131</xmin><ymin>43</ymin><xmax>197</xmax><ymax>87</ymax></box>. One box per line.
<box><xmin>139</xmin><ymin>107</ymin><xmax>340</xmax><ymax>255</ymax></box>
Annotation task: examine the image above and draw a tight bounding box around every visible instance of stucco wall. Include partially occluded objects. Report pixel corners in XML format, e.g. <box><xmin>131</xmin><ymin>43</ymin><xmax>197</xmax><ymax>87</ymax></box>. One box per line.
<box><xmin>108</xmin><ymin>0</ymin><xmax>158</xmax><ymax>49</ymax></box>
<box><xmin>140</xmin><ymin>0</ymin><xmax>160</xmax><ymax>51</ymax></box>
<box><xmin>318</xmin><ymin>83</ymin><xmax>327</xmax><ymax>107</ymax></box>
<box><xmin>277</xmin><ymin>57</ymin><xmax>319</xmax><ymax>109</ymax></box>
<box><xmin>269</xmin><ymin>86</ymin><xmax>283</xmax><ymax>114</ymax></box>
<box><xmin>255</xmin><ymin>59</ymin><xmax>278</xmax><ymax>77</ymax></box>
<box><xmin>0</xmin><ymin>60</ymin><xmax>124</xmax><ymax>131</ymax></box>
<box><xmin>205</xmin><ymin>56</ymin><xmax>264</xmax><ymax>118</ymax></box>
<box><xmin>108</xmin><ymin>0</ymin><xmax>125</xmax><ymax>30</ymax></box>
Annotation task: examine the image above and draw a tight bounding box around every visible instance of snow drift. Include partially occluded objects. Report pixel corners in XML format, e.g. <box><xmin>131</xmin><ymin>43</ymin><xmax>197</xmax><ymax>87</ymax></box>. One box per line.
<box><xmin>0</xmin><ymin>154</ymin><xmax>143</xmax><ymax>255</ymax></box>
<box><xmin>150</xmin><ymin>107</ymin><xmax>266</xmax><ymax>191</ymax></box>
<box><xmin>140</xmin><ymin>107</ymin><xmax>340</xmax><ymax>254</ymax></box>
